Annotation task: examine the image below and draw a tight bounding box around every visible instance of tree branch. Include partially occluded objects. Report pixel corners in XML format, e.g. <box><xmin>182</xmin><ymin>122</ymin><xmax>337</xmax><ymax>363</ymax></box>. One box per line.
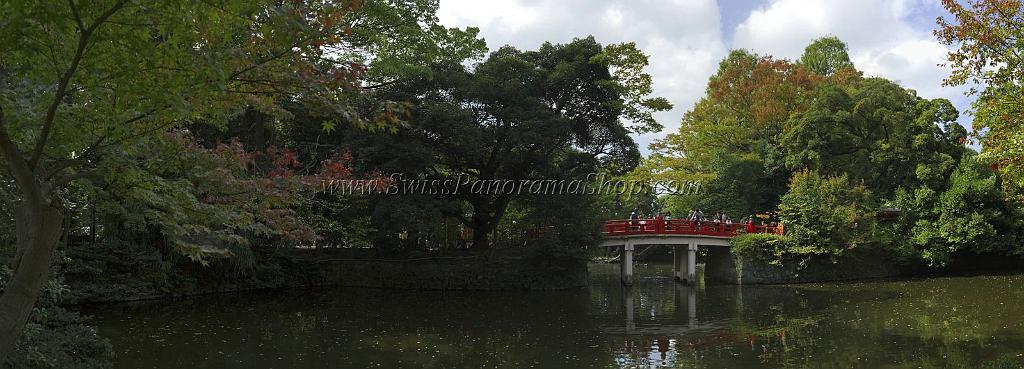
<box><xmin>30</xmin><ymin>0</ymin><xmax>126</xmax><ymax>170</ymax></box>
<box><xmin>67</xmin><ymin>0</ymin><xmax>86</xmax><ymax>33</ymax></box>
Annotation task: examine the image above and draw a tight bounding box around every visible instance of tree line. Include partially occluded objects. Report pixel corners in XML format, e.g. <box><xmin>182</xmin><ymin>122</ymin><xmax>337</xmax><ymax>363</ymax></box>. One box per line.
<box><xmin>0</xmin><ymin>0</ymin><xmax>666</xmax><ymax>365</ymax></box>
<box><xmin>2</xmin><ymin>0</ymin><xmax>1024</xmax><ymax>367</ymax></box>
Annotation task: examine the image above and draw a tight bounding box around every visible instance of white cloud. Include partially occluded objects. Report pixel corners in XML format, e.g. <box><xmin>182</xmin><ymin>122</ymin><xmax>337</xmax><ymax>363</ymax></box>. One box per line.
<box><xmin>853</xmin><ymin>38</ymin><xmax>962</xmax><ymax>100</ymax></box>
<box><xmin>437</xmin><ymin>0</ymin><xmax>541</xmax><ymax>33</ymax></box>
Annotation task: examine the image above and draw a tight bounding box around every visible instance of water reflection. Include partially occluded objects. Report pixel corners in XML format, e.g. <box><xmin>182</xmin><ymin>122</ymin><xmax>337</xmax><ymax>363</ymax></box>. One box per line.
<box><xmin>84</xmin><ymin>263</ymin><xmax>1024</xmax><ymax>369</ymax></box>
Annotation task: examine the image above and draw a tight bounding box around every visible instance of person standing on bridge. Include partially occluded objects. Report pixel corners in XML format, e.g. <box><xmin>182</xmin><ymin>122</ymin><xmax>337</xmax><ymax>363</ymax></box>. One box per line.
<box><xmin>629</xmin><ymin>211</ymin><xmax>638</xmax><ymax>231</ymax></box>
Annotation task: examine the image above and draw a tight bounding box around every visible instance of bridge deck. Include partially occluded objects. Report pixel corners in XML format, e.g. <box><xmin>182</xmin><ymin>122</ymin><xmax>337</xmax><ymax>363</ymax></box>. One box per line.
<box><xmin>603</xmin><ymin>218</ymin><xmax>781</xmax><ymax>238</ymax></box>
<box><xmin>600</xmin><ymin>218</ymin><xmax>782</xmax><ymax>248</ymax></box>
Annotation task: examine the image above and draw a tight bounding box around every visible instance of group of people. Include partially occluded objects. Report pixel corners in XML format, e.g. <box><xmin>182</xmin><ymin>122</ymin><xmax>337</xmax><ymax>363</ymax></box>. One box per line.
<box><xmin>625</xmin><ymin>209</ymin><xmax>784</xmax><ymax>235</ymax></box>
<box><xmin>685</xmin><ymin>209</ymin><xmax>734</xmax><ymax>224</ymax></box>
<box><xmin>627</xmin><ymin>209</ymin><xmax>764</xmax><ymax>226</ymax></box>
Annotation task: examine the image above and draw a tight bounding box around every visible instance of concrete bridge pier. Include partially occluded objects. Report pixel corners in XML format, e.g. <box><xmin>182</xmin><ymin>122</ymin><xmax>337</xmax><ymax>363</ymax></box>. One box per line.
<box><xmin>672</xmin><ymin>243</ymin><xmax>697</xmax><ymax>285</ymax></box>
<box><xmin>602</xmin><ymin>217</ymin><xmax>782</xmax><ymax>286</ymax></box>
<box><xmin>620</xmin><ymin>240</ymin><xmax>634</xmax><ymax>285</ymax></box>
<box><xmin>599</xmin><ymin>233</ymin><xmax>730</xmax><ymax>286</ymax></box>
<box><xmin>687</xmin><ymin>285</ymin><xmax>697</xmax><ymax>328</ymax></box>
<box><xmin>623</xmin><ymin>285</ymin><xmax>635</xmax><ymax>333</ymax></box>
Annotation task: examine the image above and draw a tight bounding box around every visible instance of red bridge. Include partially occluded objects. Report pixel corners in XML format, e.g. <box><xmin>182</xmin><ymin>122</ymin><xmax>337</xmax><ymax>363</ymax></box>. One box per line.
<box><xmin>600</xmin><ymin>218</ymin><xmax>783</xmax><ymax>286</ymax></box>
<box><xmin>603</xmin><ymin>218</ymin><xmax>782</xmax><ymax>237</ymax></box>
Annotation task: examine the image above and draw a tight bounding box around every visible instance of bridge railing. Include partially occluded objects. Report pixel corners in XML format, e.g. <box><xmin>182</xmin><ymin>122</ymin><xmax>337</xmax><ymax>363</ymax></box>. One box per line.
<box><xmin>603</xmin><ymin>218</ymin><xmax>782</xmax><ymax>237</ymax></box>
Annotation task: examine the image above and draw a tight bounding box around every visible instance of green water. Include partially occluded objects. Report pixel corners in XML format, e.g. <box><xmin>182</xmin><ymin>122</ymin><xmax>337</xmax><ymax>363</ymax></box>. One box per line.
<box><xmin>86</xmin><ymin>263</ymin><xmax>1024</xmax><ymax>368</ymax></box>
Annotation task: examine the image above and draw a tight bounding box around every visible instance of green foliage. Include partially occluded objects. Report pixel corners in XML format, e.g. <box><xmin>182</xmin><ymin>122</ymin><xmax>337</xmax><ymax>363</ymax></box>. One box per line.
<box><xmin>591</xmin><ymin>42</ymin><xmax>673</xmax><ymax>134</ymax></box>
<box><xmin>350</xmin><ymin>0</ymin><xmax>487</xmax><ymax>84</ymax></box>
<box><xmin>691</xmin><ymin>157</ymin><xmax>788</xmax><ymax>219</ymax></box>
<box><xmin>936</xmin><ymin>0</ymin><xmax>1024</xmax><ymax>195</ymax></box>
<box><xmin>363</xmin><ymin>36</ymin><xmax>666</xmax><ymax>248</ymax></box>
<box><xmin>644</xmin><ymin>36</ymin><xmax>1024</xmax><ymax>268</ymax></box>
<box><xmin>798</xmin><ymin>36</ymin><xmax>854</xmax><ymax>76</ymax></box>
<box><xmin>896</xmin><ymin>155</ymin><xmax>1024</xmax><ymax>266</ymax></box>
<box><xmin>971</xmin><ymin>82</ymin><xmax>1024</xmax><ymax>192</ymax></box>
<box><xmin>640</xmin><ymin>48</ymin><xmax>819</xmax><ymax>215</ymax></box>
<box><xmin>782</xmin><ymin>79</ymin><xmax>966</xmax><ymax>197</ymax></box>
<box><xmin>0</xmin><ymin>256</ymin><xmax>112</xmax><ymax>369</ymax></box>
<box><xmin>10</xmin><ymin>307</ymin><xmax>113</xmax><ymax>369</ymax></box>
<box><xmin>89</xmin><ymin>132</ymin><xmax>315</xmax><ymax>264</ymax></box>
<box><xmin>729</xmin><ymin>233</ymin><xmax>818</xmax><ymax>265</ymax></box>
<box><xmin>778</xmin><ymin>170</ymin><xmax>875</xmax><ymax>255</ymax></box>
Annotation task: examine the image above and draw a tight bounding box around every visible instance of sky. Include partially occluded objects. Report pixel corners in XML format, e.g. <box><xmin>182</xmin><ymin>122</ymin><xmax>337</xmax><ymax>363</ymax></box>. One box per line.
<box><xmin>436</xmin><ymin>0</ymin><xmax>970</xmax><ymax>152</ymax></box>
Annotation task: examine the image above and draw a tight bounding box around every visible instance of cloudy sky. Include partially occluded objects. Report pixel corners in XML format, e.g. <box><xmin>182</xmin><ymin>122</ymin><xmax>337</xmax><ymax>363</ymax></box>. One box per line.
<box><xmin>437</xmin><ymin>0</ymin><xmax>969</xmax><ymax>151</ymax></box>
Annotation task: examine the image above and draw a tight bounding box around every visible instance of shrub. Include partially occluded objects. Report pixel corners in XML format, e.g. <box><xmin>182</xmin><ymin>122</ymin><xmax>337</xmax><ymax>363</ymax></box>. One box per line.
<box><xmin>729</xmin><ymin>233</ymin><xmax>823</xmax><ymax>265</ymax></box>
<box><xmin>778</xmin><ymin>170</ymin><xmax>875</xmax><ymax>255</ymax></box>
<box><xmin>10</xmin><ymin>307</ymin><xmax>114</xmax><ymax>369</ymax></box>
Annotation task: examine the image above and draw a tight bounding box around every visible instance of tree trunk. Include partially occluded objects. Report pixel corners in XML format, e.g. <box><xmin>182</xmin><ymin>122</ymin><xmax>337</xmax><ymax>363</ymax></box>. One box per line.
<box><xmin>0</xmin><ymin>204</ymin><xmax>63</xmax><ymax>365</ymax></box>
<box><xmin>470</xmin><ymin>226</ymin><xmax>490</xmax><ymax>250</ymax></box>
<box><xmin>468</xmin><ymin>197</ymin><xmax>513</xmax><ymax>250</ymax></box>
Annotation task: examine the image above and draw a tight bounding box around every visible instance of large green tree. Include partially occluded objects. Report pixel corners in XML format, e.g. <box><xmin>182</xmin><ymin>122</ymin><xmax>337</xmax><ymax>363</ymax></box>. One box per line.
<box><xmin>0</xmin><ymin>0</ymin><xmax>481</xmax><ymax>362</ymax></box>
<box><xmin>781</xmin><ymin>78</ymin><xmax>968</xmax><ymax>197</ymax></box>
<box><xmin>642</xmin><ymin>47</ymin><xmax>820</xmax><ymax>217</ymax></box>
<box><xmin>374</xmin><ymin>37</ymin><xmax>669</xmax><ymax>249</ymax></box>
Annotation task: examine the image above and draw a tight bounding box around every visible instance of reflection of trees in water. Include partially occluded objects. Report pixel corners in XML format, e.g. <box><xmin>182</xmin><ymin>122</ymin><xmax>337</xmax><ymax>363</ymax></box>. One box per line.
<box><xmin>89</xmin><ymin>287</ymin><xmax>610</xmax><ymax>369</ymax></box>
<box><xmin>594</xmin><ymin>265</ymin><xmax>1024</xmax><ymax>369</ymax></box>
<box><xmin>86</xmin><ymin>269</ymin><xmax>1024</xmax><ymax>369</ymax></box>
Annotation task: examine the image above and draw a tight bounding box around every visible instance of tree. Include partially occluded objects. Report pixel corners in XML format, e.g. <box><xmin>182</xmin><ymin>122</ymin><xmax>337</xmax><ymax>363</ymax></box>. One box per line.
<box><xmin>378</xmin><ymin>37</ymin><xmax>669</xmax><ymax>249</ymax></box>
<box><xmin>798</xmin><ymin>36</ymin><xmax>854</xmax><ymax>76</ymax></box>
<box><xmin>642</xmin><ymin>49</ymin><xmax>819</xmax><ymax>216</ymax></box>
<box><xmin>936</xmin><ymin>0</ymin><xmax>1024</xmax><ymax>192</ymax></box>
<box><xmin>0</xmin><ymin>0</ymin><xmax>481</xmax><ymax>362</ymax></box>
<box><xmin>782</xmin><ymin>78</ymin><xmax>967</xmax><ymax>197</ymax></box>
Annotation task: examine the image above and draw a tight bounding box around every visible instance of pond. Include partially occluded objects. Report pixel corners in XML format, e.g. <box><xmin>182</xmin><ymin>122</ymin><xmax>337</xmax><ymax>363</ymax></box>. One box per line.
<box><xmin>86</xmin><ymin>263</ymin><xmax>1024</xmax><ymax>368</ymax></box>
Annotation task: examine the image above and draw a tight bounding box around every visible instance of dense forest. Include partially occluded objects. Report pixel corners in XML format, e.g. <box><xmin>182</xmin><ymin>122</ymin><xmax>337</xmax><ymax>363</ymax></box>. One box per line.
<box><xmin>1</xmin><ymin>0</ymin><xmax>1024</xmax><ymax>368</ymax></box>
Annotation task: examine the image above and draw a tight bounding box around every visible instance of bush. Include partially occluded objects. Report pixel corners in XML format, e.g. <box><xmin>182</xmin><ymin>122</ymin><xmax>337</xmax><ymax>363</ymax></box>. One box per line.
<box><xmin>730</xmin><ymin>233</ymin><xmax>824</xmax><ymax>265</ymax></box>
<box><xmin>9</xmin><ymin>307</ymin><xmax>114</xmax><ymax>369</ymax></box>
<box><xmin>778</xmin><ymin>170</ymin><xmax>875</xmax><ymax>255</ymax></box>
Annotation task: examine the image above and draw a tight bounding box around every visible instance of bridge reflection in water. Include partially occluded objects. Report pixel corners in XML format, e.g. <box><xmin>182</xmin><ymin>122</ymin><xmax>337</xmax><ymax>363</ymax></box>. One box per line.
<box><xmin>596</xmin><ymin>264</ymin><xmax>752</xmax><ymax>368</ymax></box>
<box><xmin>88</xmin><ymin>260</ymin><xmax>1023</xmax><ymax>369</ymax></box>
